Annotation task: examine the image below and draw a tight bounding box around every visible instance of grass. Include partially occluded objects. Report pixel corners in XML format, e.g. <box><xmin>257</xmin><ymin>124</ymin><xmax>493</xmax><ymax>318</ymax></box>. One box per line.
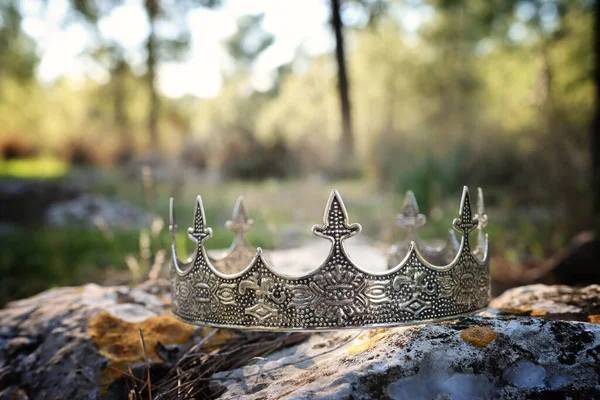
<box><xmin>0</xmin><ymin>228</ymin><xmax>138</xmax><ymax>305</ymax></box>
<box><xmin>0</xmin><ymin>225</ymin><xmax>277</xmax><ymax>306</ymax></box>
<box><xmin>0</xmin><ymin>157</ymin><xmax>69</xmax><ymax>178</ymax></box>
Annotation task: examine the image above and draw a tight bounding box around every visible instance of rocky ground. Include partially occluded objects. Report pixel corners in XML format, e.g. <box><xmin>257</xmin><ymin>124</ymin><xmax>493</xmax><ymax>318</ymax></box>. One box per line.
<box><xmin>0</xmin><ymin>179</ymin><xmax>154</xmax><ymax>230</ymax></box>
<box><xmin>0</xmin><ymin>280</ymin><xmax>599</xmax><ymax>399</ymax></box>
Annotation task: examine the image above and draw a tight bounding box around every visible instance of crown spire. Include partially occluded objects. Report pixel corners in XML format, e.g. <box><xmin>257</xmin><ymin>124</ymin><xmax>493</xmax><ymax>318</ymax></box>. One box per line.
<box><xmin>453</xmin><ymin>186</ymin><xmax>478</xmax><ymax>237</ymax></box>
<box><xmin>188</xmin><ymin>195</ymin><xmax>213</xmax><ymax>244</ymax></box>
<box><xmin>313</xmin><ymin>190</ymin><xmax>361</xmax><ymax>247</ymax></box>
<box><xmin>225</xmin><ymin>196</ymin><xmax>253</xmax><ymax>241</ymax></box>
<box><xmin>397</xmin><ymin>190</ymin><xmax>427</xmax><ymax>231</ymax></box>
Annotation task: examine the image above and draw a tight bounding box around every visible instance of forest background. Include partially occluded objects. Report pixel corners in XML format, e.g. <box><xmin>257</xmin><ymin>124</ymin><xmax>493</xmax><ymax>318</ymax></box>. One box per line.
<box><xmin>0</xmin><ymin>0</ymin><xmax>596</xmax><ymax>304</ymax></box>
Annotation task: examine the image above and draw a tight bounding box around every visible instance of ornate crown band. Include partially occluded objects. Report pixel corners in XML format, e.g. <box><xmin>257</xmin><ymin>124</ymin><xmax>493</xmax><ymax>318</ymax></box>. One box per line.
<box><xmin>169</xmin><ymin>186</ymin><xmax>490</xmax><ymax>331</ymax></box>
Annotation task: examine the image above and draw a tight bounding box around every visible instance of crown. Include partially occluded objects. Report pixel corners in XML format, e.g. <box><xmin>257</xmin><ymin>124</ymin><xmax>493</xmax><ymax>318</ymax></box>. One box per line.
<box><xmin>169</xmin><ymin>186</ymin><xmax>490</xmax><ymax>331</ymax></box>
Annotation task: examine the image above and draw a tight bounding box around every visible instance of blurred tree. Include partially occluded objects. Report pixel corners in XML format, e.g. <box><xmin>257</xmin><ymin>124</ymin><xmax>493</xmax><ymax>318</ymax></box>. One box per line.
<box><xmin>328</xmin><ymin>0</ymin><xmax>390</xmax><ymax>172</ymax></box>
<box><xmin>225</xmin><ymin>13</ymin><xmax>274</xmax><ymax>70</ymax></box>
<box><xmin>424</xmin><ymin>0</ymin><xmax>594</xmax><ymax>239</ymax></box>
<box><xmin>0</xmin><ymin>1</ymin><xmax>38</xmax><ymax>93</ymax></box>
<box><xmin>64</xmin><ymin>1</ymin><xmax>133</xmax><ymax>157</ymax></box>
<box><xmin>207</xmin><ymin>13</ymin><xmax>274</xmax><ymax>150</ymax></box>
<box><xmin>330</xmin><ymin>0</ymin><xmax>355</xmax><ymax>166</ymax></box>
<box><xmin>142</xmin><ymin>0</ymin><xmax>221</xmax><ymax>152</ymax></box>
<box><xmin>67</xmin><ymin>0</ymin><xmax>222</xmax><ymax>153</ymax></box>
<box><xmin>345</xmin><ymin>0</ymin><xmax>388</xmax><ymax>28</ymax></box>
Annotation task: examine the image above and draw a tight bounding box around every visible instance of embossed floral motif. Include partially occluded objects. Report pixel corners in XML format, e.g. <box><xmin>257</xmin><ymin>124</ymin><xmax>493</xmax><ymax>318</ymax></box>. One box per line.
<box><xmin>239</xmin><ymin>274</ymin><xmax>285</xmax><ymax>303</ymax></box>
<box><xmin>172</xmin><ymin>277</ymin><xmax>192</xmax><ymax>314</ymax></box>
<box><xmin>288</xmin><ymin>265</ymin><xmax>370</xmax><ymax>323</ymax></box>
<box><xmin>238</xmin><ymin>274</ymin><xmax>285</xmax><ymax>321</ymax></box>
<box><xmin>393</xmin><ymin>264</ymin><xmax>438</xmax><ymax>301</ymax></box>
<box><xmin>438</xmin><ymin>257</ymin><xmax>488</xmax><ymax>309</ymax></box>
<box><xmin>188</xmin><ymin>270</ymin><xmax>219</xmax><ymax>316</ymax></box>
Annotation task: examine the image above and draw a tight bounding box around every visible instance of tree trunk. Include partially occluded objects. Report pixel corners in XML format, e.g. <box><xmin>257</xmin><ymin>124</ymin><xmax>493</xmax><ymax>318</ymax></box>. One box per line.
<box><xmin>593</xmin><ymin>0</ymin><xmax>600</xmax><ymax>231</ymax></box>
<box><xmin>330</xmin><ymin>0</ymin><xmax>355</xmax><ymax>162</ymax></box>
<box><xmin>113</xmin><ymin>60</ymin><xmax>128</xmax><ymax>132</ymax></box>
<box><xmin>113</xmin><ymin>59</ymin><xmax>133</xmax><ymax>162</ymax></box>
<box><xmin>145</xmin><ymin>0</ymin><xmax>160</xmax><ymax>151</ymax></box>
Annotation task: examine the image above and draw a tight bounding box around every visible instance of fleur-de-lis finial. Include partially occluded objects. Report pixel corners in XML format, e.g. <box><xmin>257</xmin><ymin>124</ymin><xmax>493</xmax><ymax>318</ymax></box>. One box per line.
<box><xmin>188</xmin><ymin>195</ymin><xmax>213</xmax><ymax>244</ymax></box>
<box><xmin>225</xmin><ymin>196</ymin><xmax>253</xmax><ymax>240</ymax></box>
<box><xmin>397</xmin><ymin>190</ymin><xmax>427</xmax><ymax>231</ymax></box>
<box><xmin>313</xmin><ymin>190</ymin><xmax>361</xmax><ymax>244</ymax></box>
<box><xmin>452</xmin><ymin>186</ymin><xmax>478</xmax><ymax>235</ymax></box>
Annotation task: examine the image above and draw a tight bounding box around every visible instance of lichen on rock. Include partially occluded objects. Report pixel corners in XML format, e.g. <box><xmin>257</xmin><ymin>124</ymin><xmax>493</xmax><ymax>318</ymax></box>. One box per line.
<box><xmin>460</xmin><ymin>326</ymin><xmax>497</xmax><ymax>347</ymax></box>
<box><xmin>1</xmin><ymin>282</ymin><xmax>600</xmax><ymax>399</ymax></box>
<box><xmin>88</xmin><ymin>311</ymin><xmax>193</xmax><ymax>364</ymax></box>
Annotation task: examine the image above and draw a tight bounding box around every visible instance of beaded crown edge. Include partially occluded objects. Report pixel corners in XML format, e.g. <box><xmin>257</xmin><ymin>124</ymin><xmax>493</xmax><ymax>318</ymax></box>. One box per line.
<box><xmin>169</xmin><ymin>186</ymin><xmax>490</xmax><ymax>331</ymax></box>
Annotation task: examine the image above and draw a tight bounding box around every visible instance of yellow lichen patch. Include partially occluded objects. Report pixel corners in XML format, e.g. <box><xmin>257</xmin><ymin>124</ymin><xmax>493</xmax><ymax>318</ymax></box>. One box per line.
<box><xmin>588</xmin><ymin>315</ymin><xmax>600</xmax><ymax>324</ymax></box>
<box><xmin>499</xmin><ymin>307</ymin><xmax>530</xmax><ymax>315</ymax></box>
<box><xmin>530</xmin><ymin>309</ymin><xmax>548</xmax><ymax>317</ymax></box>
<box><xmin>88</xmin><ymin>311</ymin><xmax>194</xmax><ymax>365</ymax></box>
<box><xmin>347</xmin><ymin>328</ymin><xmax>390</xmax><ymax>355</ymax></box>
<box><xmin>460</xmin><ymin>326</ymin><xmax>497</xmax><ymax>348</ymax></box>
<box><xmin>499</xmin><ymin>307</ymin><xmax>547</xmax><ymax>317</ymax></box>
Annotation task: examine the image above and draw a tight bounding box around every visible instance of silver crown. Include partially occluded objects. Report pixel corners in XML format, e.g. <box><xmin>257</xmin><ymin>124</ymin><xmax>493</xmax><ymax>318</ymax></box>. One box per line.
<box><xmin>169</xmin><ymin>187</ymin><xmax>490</xmax><ymax>331</ymax></box>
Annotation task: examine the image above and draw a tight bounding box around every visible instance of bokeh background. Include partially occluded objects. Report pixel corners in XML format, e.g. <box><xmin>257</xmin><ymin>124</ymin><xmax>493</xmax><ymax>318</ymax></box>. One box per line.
<box><xmin>0</xmin><ymin>0</ymin><xmax>597</xmax><ymax>305</ymax></box>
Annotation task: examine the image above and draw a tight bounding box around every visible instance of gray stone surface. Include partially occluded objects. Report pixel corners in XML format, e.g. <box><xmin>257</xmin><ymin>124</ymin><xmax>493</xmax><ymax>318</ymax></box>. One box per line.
<box><xmin>45</xmin><ymin>194</ymin><xmax>154</xmax><ymax>229</ymax></box>
<box><xmin>1</xmin><ymin>280</ymin><xmax>599</xmax><ymax>399</ymax></box>
<box><xmin>214</xmin><ymin>284</ymin><xmax>600</xmax><ymax>399</ymax></box>
<box><xmin>213</xmin><ymin>316</ymin><xmax>600</xmax><ymax>399</ymax></box>
<box><xmin>0</xmin><ymin>281</ymin><xmax>175</xmax><ymax>400</ymax></box>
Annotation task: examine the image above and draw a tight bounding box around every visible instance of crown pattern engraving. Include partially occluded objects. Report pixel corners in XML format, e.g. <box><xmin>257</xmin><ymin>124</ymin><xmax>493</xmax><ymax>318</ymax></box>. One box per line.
<box><xmin>170</xmin><ymin>187</ymin><xmax>490</xmax><ymax>331</ymax></box>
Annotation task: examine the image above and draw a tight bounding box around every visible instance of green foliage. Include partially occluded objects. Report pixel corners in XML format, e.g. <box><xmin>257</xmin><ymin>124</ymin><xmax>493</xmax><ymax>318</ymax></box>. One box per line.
<box><xmin>0</xmin><ymin>228</ymin><xmax>138</xmax><ymax>306</ymax></box>
<box><xmin>0</xmin><ymin>1</ymin><xmax>37</xmax><ymax>83</ymax></box>
<box><xmin>0</xmin><ymin>157</ymin><xmax>69</xmax><ymax>179</ymax></box>
<box><xmin>0</xmin><ymin>221</ymin><xmax>275</xmax><ymax>306</ymax></box>
<box><xmin>221</xmin><ymin>134</ymin><xmax>300</xmax><ymax>180</ymax></box>
<box><xmin>226</xmin><ymin>13</ymin><xmax>274</xmax><ymax>68</ymax></box>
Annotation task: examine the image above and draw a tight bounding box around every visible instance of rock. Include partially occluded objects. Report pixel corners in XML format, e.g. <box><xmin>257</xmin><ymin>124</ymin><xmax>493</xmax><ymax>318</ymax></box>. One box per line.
<box><xmin>45</xmin><ymin>194</ymin><xmax>154</xmax><ymax>229</ymax></box>
<box><xmin>1</xmin><ymin>282</ymin><xmax>600</xmax><ymax>399</ymax></box>
<box><xmin>213</xmin><ymin>284</ymin><xmax>600</xmax><ymax>399</ymax></box>
<box><xmin>212</xmin><ymin>318</ymin><xmax>600</xmax><ymax>399</ymax></box>
<box><xmin>0</xmin><ymin>280</ymin><xmax>191</xmax><ymax>400</ymax></box>
<box><xmin>0</xmin><ymin>179</ymin><xmax>80</xmax><ymax>227</ymax></box>
<box><xmin>491</xmin><ymin>284</ymin><xmax>600</xmax><ymax>322</ymax></box>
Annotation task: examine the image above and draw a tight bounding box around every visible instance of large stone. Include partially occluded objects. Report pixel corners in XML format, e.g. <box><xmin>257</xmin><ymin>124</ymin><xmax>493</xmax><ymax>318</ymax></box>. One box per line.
<box><xmin>45</xmin><ymin>194</ymin><xmax>154</xmax><ymax>229</ymax></box>
<box><xmin>0</xmin><ymin>282</ymin><xmax>599</xmax><ymax>399</ymax></box>
<box><xmin>213</xmin><ymin>284</ymin><xmax>600</xmax><ymax>399</ymax></box>
<box><xmin>0</xmin><ymin>280</ymin><xmax>188</xmax><ymax>399</ymax></box>
<box><xmin>213</xmin><ymin>317</ymin><xmax>600</xmax><ymax>399</ymax></box>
